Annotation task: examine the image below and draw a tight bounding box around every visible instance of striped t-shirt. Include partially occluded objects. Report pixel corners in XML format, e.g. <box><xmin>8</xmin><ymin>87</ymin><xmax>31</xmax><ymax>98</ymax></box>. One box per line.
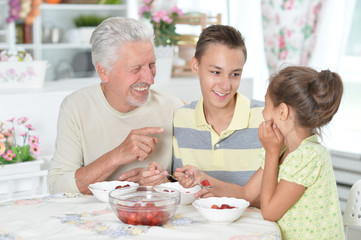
<box><xmin>172</xmin><ymin>92</ymin><xmax>264</xmax><ymax>186</ymax></box>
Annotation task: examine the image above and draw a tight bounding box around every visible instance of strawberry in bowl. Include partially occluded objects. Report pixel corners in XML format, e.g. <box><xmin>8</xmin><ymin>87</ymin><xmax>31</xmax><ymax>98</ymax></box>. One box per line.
<box><xmin>109</xmin><ymin>186</ymin><xmax>180</xmax><ymax>226</ymax></box>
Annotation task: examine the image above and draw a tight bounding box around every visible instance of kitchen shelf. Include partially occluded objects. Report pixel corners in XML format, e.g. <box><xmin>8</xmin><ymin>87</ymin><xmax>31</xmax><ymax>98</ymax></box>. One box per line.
<box><xmin>41</xmin><ymin>43</ymin><xmax>91</xmax><ymax>49</ymax></box>
<box><xmin>41</xmin><ymin>3</ymin><xmax>127</xmax><ymax>11</ymax></box>
<box><xmin>0</xmin><ymin>2</ymin><xmax>129</xmax><ymax>81</ymax></box>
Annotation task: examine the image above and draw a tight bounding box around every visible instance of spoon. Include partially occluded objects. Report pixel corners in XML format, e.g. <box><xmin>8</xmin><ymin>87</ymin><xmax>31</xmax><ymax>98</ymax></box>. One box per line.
<box><xmin>161</xmin><ymin>172</ymin><xmax>178</xmax><ymax>181</ymax></box>
<box><xmin>160</xmin><ymin>172</ymin><xmax>213</xmax><ymax>189</ymax></box>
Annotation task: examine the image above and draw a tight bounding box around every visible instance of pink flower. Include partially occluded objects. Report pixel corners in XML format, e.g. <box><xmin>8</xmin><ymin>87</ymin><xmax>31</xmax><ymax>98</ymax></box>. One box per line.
<box><xmin>282</xmin><ymin>0</ymin><xmax>294</xmax><ymax>10</ymax></box>
<box><xmin>4</xmin><ymin>150</ymin><xmax>16</xmax><ymax>161</ymax></box>
<box><xmin>30</xmin><ymin>144</ymin><xmax>41</xmax><ymax>155</ymax></box>
<box><xmin>286</xmin><ymin>29</ymin><xmax>292</xmax><ymax>38</ymax></box>
<box><xmin>279</xmin><ymin>35</ymin><xmax>286</xmax><ymax>49</ymax></box>
<box><xmin>20</xmin><ymin>132</ymin><xmax>27</xmax><ymax>137</ymax></box>
<box><xmin>7</xmin><ymin>117</ymin><xmax>15</xmax><ymax>123</ymax></box>
<box><xmin>25</xmin><ymin>124</ymin><xmax>34</xmax><ymax>130</ymax></box>
<box><xmin>3</xmin><ymin>131</ymin><xmax>11</xmax><ymax>138</ymax></box>
<box><xmin>0</xmin><ymin>55</ymin><xmax>9</xmax><ymax>62</ymax></box>
<box><xmin>26</xmin><ymin>67</ymin><xmax>35</xmax><ymax>76</ymax></box>
<box><xmin>17</xmin><ymin>116</ymin><xmax>28</xmax><ymax>125</ymax></box>
<box><xmin>139</xmin><ymin>5</ymin><xmax>151</xmax><ymax>16</ymax></box>
<box><xmin>163</xmin><ymin>15</ymin><xmax>173</xmax><ymax>24</ymax></box>
<box><xmin>170</xmin><ymin>6</ymin><xmax>183</xmax><ymax>16</ymax></box>
<box><xmin>152</xmin><ymin>10</ymin><xmax>168</xmax><ymax>23</ymax></box>
<box><xmin>28</xmin><ymin>135</ymin><xmax>39</xmax><ymax>144</ymax></box>
<box><xmin>6</xmin><ymin>68</ymin><xmax>16</xmax><ymax>77</ymax></box>
<box><xmin>279</xmin><ymin>49</ymin><xmax>289</xmax><ymax>60</ymax></box>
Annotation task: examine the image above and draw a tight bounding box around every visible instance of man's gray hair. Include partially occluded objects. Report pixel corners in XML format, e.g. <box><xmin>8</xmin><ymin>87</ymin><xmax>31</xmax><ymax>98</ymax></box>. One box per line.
<box><xmin>90</xmin><ymin>17</ymin><xmax>154</xmax><ymax>72</ymax></box>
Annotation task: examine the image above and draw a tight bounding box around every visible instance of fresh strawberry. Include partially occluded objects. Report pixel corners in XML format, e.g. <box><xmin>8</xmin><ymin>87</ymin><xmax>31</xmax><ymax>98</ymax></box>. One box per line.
<box><xmin>115</xmin><ymin>184</ymin><xmax>131</xmax><ymax>189</ymax></box>
<box><xmin>220</xmin><ymin>204</ymin><xmax>231</xmax><ymax>209</ymax></box>
<box><xmin>116</xmin><ymin>203</ymin><xmax>170</xmax><ymax>226</ymax></box>
<box><xmin>201</xmin><ymin>179</ymin><xmax>211</xmax><ymax>186</ymax></box>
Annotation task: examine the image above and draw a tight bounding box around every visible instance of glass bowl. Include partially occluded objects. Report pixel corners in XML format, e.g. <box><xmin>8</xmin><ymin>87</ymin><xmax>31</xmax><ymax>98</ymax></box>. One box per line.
<box><xmin>109</xmin><ymin>186</ymin><xmax>180</xmax><ymax>226</ymax></box>
<box><xmin>88</xmin><ymin>181</ymin><xmax>139</xmax><ymax>203</ymax></box>
<box><xmin>192</xmin><ymin>197</ymin><xmax>250</xmax><ymax>223</ymax></box>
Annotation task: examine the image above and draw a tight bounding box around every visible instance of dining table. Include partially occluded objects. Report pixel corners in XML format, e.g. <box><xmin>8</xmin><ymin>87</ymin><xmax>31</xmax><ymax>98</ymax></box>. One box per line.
<box><xmin>0</xmin><ymin>192</ymin><xmax>282</xmax><ymax>240</ymax></box>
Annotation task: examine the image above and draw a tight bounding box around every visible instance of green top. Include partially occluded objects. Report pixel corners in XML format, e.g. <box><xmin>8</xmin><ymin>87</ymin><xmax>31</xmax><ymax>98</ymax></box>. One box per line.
<box><xmin>260</xmin><ymin>135</ymin><xmax>345</xmax><ymax>240</ymax></box>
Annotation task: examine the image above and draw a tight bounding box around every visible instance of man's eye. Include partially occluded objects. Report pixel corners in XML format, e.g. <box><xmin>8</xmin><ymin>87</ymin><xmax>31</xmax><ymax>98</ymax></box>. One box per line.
<box><xmin>231</xmin><ymin>73</ymin><xmax>240</xmax><ymax>77</ymax></box>
<box><xmin>211</xmin><ymin>71</ymin><xmax>220</xmax><ymax>75</ymax></box>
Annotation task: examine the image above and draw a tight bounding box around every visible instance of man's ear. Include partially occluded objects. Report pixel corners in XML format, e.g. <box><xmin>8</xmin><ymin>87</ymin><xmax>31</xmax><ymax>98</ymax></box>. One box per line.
<box><xmin>190</xmin><ymin>57</ymin><xmax>199</xmax><ymax>74</ymax></box>
<box><xmin>279</xmin><ymin>103</ymin><xmax>289</xmax><ymax>121</ymax></box>
<box><xmin>96</xmin><ymin>63</ymin><xmax>109</xmax><ymax>83</ymax></box>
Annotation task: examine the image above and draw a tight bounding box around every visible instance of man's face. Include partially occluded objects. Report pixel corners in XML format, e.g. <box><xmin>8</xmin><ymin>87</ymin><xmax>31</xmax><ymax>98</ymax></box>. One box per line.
<box><xmin>101</xmin><ymin>40</ymin><xmax>156</xmax><ymax>112</ymax></box>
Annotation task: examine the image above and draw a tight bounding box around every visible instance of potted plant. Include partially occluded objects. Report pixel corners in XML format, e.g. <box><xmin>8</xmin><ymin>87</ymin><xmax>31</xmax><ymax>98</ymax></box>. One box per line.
<box><xmin>139</xmin><ymin>0</ymin><xmax>183</xmax><ymax>81</ymax></box>
<box><xmin>73</xmin><ymin>14</ymin><xmax>109</xmax><ymax>43</ymax></box>
<box><xmin>0</xmin><ymin>116</ymin><xmax>43</xmax><ymax>197</ymax></box>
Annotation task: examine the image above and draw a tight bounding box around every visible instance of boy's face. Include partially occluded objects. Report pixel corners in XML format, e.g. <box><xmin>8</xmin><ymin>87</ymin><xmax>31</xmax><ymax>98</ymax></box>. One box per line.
<box><xmin>191</xmin><ymin>44</ymin><xmax>245</xmax><ymax>114</ymax></box>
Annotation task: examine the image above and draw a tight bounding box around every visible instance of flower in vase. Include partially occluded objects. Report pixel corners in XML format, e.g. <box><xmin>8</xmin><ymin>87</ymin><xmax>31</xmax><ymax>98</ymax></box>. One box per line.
<box><xmin>139</xmin><ymin>0</ymin><xmax>183</xmax><ymax>47</ymax></box>
<box><xmin>0</xmin><ymin>117</ymin><xmax>41</xmax><ymax>165</ymax></box>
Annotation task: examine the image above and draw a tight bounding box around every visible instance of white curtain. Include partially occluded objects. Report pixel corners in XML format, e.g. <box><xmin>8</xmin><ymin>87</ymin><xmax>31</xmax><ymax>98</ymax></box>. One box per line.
<box><xmin>308</xmin><ymin>0</ymin><xmax>357</xmax><ymax>72</ymax></box>
<box><xmin>228</xmin><ymin>0</ymin><xmax>269</xmax><ymax>101</ymax></box>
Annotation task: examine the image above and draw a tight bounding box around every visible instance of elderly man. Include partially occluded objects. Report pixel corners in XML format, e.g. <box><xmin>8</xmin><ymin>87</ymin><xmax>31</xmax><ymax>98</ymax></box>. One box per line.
<box><xmin>47</xmin><ymin>17</ymin><xmax>183</xmax><ymax>194</ymax></box>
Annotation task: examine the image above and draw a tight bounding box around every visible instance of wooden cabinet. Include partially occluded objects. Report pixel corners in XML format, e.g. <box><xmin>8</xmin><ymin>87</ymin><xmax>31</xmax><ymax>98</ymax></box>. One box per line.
<box><xmin>172</xmin><ymin>13</ymin><xmax>221</xmax><ymax>77</ymax></box>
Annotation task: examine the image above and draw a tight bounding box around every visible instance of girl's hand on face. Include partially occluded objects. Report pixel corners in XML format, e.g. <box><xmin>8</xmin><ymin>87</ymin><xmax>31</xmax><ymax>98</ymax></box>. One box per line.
<box><xmin>258</xmin><ymin>120</ymin><xmax>284</xmax><ymax>155</ymax></box>
<box><xmin>174</xmin><ymin>165</ymin><xmax>202</xmax><ymax>189</ymax></box>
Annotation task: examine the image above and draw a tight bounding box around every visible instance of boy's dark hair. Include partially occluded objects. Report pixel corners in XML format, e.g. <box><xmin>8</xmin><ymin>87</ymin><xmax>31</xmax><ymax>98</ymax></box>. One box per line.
<box><xmin>194</xmin><ymin>25</ymin><xmax>247</xmax><ymax>62</ymax></box>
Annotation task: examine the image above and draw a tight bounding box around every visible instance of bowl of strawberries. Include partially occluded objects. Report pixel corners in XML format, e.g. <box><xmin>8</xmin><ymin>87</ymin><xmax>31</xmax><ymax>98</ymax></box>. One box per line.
<box><xmin>109</xmin><ymin>186</ymin><xmax>180</xmax><ymax>226</ymax></box>
<box><xmin>192</xmin><ymin>197</ymin><xmax>250</xmax><ymax>223</ymax></box>
<box><xmin>156</xmin><ymin>182</ymin><xmax>201</xmax><ymax>205</ymax></box>
<box><xmin>88</xmin><ymin>181</ymin><xmax>139</xmax><ymax>203</ymax></box>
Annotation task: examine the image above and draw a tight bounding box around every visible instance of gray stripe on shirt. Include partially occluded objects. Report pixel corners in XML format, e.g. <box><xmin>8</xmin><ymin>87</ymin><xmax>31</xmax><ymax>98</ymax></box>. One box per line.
<box><xmin>174</xmin><ymin>127</ymin><xmax>212</xmax><ymax>149</ymax></box>
<box><xmin>175</xmin><ymin>127</ymin><xmax>261</xmax><ymax>150</ymax></box>
<box><xmin>220</xmin><ymin>128</ymin><xmax>262</xmax><ymax>149</ymax></box>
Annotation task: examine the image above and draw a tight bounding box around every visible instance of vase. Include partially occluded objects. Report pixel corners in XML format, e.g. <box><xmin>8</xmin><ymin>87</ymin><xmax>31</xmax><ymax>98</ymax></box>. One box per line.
<box><xmin>0</xmin><ymin>61</ymin><xmax>47</xmax><ymax>88</ymax></box>
<box><xmin>0</xmin><ymin>159</ymin><xmax>45</xmax><ymax>199</ymax></box>
<box><xmin>155</xmin><ymin>45</ymin><xmax>175</xmax><ymax>82</ymax></box>
<box><xmin>78</xmin><ymin>27</ymin><xmax>97</xmax><ymax>43</ymax></box>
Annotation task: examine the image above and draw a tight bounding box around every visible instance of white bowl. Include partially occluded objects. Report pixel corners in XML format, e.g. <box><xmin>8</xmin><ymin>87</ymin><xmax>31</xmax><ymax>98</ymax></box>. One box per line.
<box><xmin>157</xmin><ymin>182</ymin><xmax>201</xmax><ymax>205</ymax></box>
<box><xmin>192</xmin><ymin>197</ymin><xmax>250</xmax><ymax>223</ymax></box>
<box><xmin>88</xmin><ymin>181</ymin><xmax>139</xmax><ymax>203</ymax></box>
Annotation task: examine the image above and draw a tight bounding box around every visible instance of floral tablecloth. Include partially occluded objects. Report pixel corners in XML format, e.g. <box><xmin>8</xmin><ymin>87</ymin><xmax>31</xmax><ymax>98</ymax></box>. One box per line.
<box><xmin>0</xmin><ymin>193</ymin><xmax>281</xmax><ymax>240</ymax></box>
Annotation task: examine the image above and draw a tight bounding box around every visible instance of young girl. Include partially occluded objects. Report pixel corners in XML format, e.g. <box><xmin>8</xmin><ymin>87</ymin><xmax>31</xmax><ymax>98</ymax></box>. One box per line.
<box><xmin>176</xmin><ymin>66</ymin><xmax>345</xmax><ymax>240</ymax></box>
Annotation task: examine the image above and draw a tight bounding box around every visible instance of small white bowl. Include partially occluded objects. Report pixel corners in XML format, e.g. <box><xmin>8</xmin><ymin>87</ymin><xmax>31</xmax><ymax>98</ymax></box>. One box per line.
<box><xmin>192</xmin><ymin>197</ymin><xmax>250</xmax><ymax>223</ymax></box>
<box><xmin>88</xmin><ymin>181</ymin><xmax>139</xmax><ymax>203</ymax></box>
<box><xmin>157</xmin><ymin>182</ymin><xmax>201</xmax><ymax>205</ymax></box>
